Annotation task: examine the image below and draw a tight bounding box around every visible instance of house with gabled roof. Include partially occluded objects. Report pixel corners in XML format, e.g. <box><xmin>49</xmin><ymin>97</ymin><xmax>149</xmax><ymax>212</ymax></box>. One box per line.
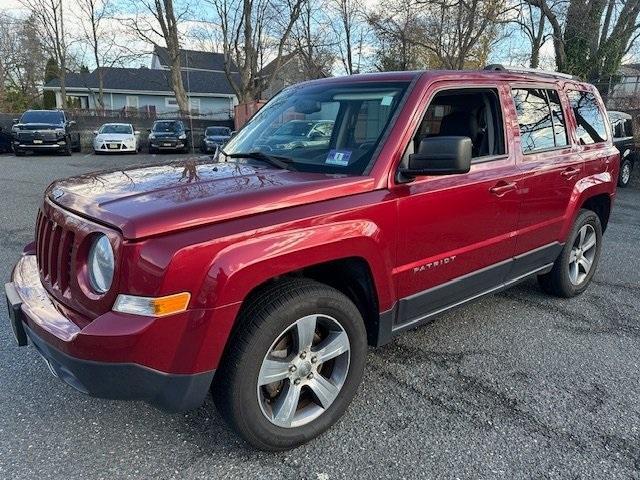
<box><xmin>42</xmin><ymin>46</ymin><xmax>240</xmax><ymax>119</ymax></box>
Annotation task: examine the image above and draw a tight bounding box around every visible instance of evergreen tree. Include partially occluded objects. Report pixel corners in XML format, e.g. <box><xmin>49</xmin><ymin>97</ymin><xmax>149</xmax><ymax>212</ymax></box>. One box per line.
<box><xmin>43</xmin><ymin>57</ymin><xmax>59</xmax><ymax>109</ymax></box>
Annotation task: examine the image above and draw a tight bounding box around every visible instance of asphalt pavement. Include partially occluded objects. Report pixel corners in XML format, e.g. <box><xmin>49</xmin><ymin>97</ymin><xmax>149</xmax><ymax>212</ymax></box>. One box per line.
<box><xmin>0</xmin><ymin>151</ymin><xmax>639</xmax><ymax>479</ymax></box>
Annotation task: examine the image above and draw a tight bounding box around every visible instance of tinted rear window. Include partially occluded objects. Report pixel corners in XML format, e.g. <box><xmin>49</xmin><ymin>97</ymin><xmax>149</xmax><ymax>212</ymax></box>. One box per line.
<box><xmin>568</xmin><ymin>91</ymin><xmax>607</xmax><ymax>144</ymax></box>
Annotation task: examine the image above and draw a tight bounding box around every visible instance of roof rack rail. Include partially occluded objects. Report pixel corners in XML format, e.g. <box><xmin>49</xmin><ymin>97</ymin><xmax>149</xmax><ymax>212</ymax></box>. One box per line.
<box><xmin>483</xmin><ymin>64</ymin><xmax>580</xmax><ymax>81</ymax></box>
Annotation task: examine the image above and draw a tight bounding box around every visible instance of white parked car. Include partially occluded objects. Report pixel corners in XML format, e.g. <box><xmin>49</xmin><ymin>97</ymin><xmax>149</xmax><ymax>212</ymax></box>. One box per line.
<box><xmin>93</xmin><ymin>123</ymin><xmax>139</xmax><ymax>154</ymax></box>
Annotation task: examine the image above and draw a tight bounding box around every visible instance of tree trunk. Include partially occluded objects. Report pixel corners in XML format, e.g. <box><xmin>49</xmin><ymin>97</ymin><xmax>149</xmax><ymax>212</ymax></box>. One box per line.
<box><xmin>168</xmin><ymin>51</ymin><xmax>189</xmax><ymax>113</ymax></box>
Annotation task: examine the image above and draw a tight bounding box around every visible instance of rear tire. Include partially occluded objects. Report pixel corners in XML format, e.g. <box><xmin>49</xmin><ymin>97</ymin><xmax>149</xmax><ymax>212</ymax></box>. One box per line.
<box><xmin>618</xmin><ymin>157</ymin><xmax>632</xmax><ymax>188</ymax></box>
<box><xmin>538</xmin><ymin>209</ymin><xmax>602</xmax><ymax>297</ymax></box>
<box><xmin>213</xmin><ymin>278</ymin><xmax>367</xmax><ymax>451</ymax></box>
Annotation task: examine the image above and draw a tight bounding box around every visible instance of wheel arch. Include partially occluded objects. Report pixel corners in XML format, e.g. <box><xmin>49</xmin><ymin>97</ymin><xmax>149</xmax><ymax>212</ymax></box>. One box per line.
<box><xmin>580</xmin><ymin>193</ymin><xmax>612</xmax><ymax>232</ymax></box>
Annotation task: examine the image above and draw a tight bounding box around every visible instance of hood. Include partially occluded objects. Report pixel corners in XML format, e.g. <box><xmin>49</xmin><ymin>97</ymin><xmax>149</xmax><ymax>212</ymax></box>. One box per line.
<box><xmin>47</xmin><ymin>158</ymin><xmax>374</xmax><ymax>240</ymax></box>
<box><xmin>205</xmin><ymin>135</ymin><xmax>230</xmax><ymax>142</ymax></box>
<box><xmin>15</xmin><ymin>123</ymin><xmax>63</xmax><ymax>130</ymax></box>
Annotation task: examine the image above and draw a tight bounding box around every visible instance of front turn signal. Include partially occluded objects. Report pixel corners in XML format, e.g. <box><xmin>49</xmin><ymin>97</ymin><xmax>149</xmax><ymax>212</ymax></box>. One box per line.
<box><xmin>113</xmin><ymin>292</ymin><xmax>191</xmax><ymax>317</ymax></box>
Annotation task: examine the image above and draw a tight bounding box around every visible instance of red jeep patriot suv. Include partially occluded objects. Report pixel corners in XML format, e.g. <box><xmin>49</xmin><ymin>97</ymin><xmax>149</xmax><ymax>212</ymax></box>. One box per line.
<box><xmin>5</xmin><ymin>66</ymin><xmax>618</xmax><ymax>451</ymax></box>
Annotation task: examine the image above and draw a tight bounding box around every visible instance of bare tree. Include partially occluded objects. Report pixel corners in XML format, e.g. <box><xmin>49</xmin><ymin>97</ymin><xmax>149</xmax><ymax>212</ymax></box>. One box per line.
<box><xmin>420</xmin><ymin>0</ymin><xmax>507</xmax><ymax>70</ymax></box>
<box><xmin>20</xmin><ymin>0</ymin><xmax>69</xmax><ymax>107</ymax></box>
<box><xmin>369</xmin><ymin>0</ymin><xmax>507</xmax><ymax>71</ymax></box>
<box><xmin>330</xmin><ymin>0</ymin><xmax>367</xmax><ymax>74</ymax></box>
<box><xmin>209</xmin><ymin>0</ymin><xmax>306</xmax><ymax>103</ymax></box>
<box><xmin>291</xmin><ymin>1</ymin><xmax>336</xmax><ymax>79</ymax></box>
<box><xmin>505</xmin><ymin>1</ymin><xmax>551</xmax><ymax>68</ymax></box>
<box><xmin>124</xmin><ymin>0</ymin><xmax>190</xmax><ymax>113</ymax></box>
<box><xmin>525</xmin><ymin>0</ymin><xmax>640</xmax><ymax>81</ymax></box>
<box><xmin>0</xmin><ymin>13</ymin><xmax>46</xmax><ymax>110</ymax></box>
<box><xmin>76</xmin><ymin>0</ymin><xmax>115</xmax><ymax>109</ymax></box>
<box><xmin>368</xmin><ymin>0</ymin><xmax>430</xmax><ymax>71</ymax></box>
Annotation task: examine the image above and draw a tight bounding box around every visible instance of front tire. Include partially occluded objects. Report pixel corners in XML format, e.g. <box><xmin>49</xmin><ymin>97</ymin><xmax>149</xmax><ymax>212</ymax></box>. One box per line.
<box><xmin>213</xmin><ymin>278</ymin><xmax>367</xmax><ymax>451</ymax></box>
<box><xmin>538</xmin><ymin>209</ymin><xmax>602</xmax><ymax>297</ymax></box>
<box><xmin>618</xmin><ymin>157</ymin><xmax>632</xmax><ymax>188</ymax></box>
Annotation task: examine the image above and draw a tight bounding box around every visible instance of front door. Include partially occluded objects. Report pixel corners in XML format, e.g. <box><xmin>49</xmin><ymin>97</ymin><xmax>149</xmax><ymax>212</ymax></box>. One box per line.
<box><xmin>392</xmin><ymin>84</ymin><xmax>522</xmax><ymax>327</ymax></box>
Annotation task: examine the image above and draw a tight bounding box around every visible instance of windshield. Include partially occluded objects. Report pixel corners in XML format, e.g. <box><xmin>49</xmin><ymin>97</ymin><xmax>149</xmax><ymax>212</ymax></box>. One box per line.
<box><xmin>153</xmin><ymin>121</ymin><xmax>182</xmax><ymax>132</ymax></box>
<box><xmin>99</xmin><ymin>124</ymin><xmax>133</xmax><ymax>135</ymax></box>
<box><xmin>206</xmin><ymin>127</ymin><xmax>230</xmax><ymax>136</ymax></box>
<box><xmin>223</xmin><ymin>81</ymin><xmax>409</xmax><ymax>175</ymax></box>
<box><xmin>20</xmin><ymin>111</ymin><xmax>64</xmax><ymax>125</ymax></box>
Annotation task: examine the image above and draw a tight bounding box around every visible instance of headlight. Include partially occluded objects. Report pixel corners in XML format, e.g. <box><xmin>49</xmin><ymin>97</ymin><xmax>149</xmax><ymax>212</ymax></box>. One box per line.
<box><xmin>87</xmin><ymin>234</ymin><xmax>114</xmax><ymax>293</ymax></box>
<box><xmin>148</xmin><ymin>133</ymin><xmax>156</xmax><ymax>140</ymax></box>
<box><xmin>178</xmin><ymin>133</ymin><xmax>187</xmax><ymax>140</ymax></box>
<box><xmin>54</xmin><ymin>128</ymin><xmax>65</xmax><ymax>136</ymax></box>
<box><xmin>95</xmin><ymin>135</ymin><xmax>103</xmax><ymax>142</ymax></box>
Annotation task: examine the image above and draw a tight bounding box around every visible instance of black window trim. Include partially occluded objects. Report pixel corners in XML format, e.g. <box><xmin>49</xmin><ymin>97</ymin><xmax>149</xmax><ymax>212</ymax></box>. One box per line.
<box><xmin>511</xmin><ymin>86</ymin><xmax>571</xmax><ymax>156</ymax></box>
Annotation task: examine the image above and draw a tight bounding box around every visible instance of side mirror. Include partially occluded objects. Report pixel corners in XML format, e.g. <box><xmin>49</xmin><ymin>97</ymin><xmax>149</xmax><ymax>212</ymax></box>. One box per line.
<box><xmin>230</xmin><ymin>131</ymin><xmax>237</xmax><ymax>137</ymax></box>
<box><xmin>400</xmin><ymin>136</ymin><xmax>472</xmax><ymax>180</ymax></box>
<box><xmin>147</xmin><ymin>128</ymin><xmax>152</xmax><ymax>133</ymax></box>
<box><xmin>92</xmin><ymin>130</ymin><xmax>98</xmax><ymax>135</ymax></box>
<box><xmin>12</xmin><ymin>118</ymin><xmax>19</xmax><ymax>124</ymax></box>
<box><xmin>185</xmin><ymin>128</ymin><xmax>191</xmax><ymax>133</ymax></box>
<box><xmin>68</xmin><ymin>120</ymin><xmax>76</xmax><ymax>127</ymax></box>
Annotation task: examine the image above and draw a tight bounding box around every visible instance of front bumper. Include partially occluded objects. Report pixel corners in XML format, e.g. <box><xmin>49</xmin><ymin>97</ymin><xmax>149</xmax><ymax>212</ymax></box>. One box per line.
<box><xmin>150</xmin><ymin>140</ymin><xmax>185</xmax><ymax>150</ymax></box>
<box><xmin>94</xmin><ymin>141</ymin><xmax>137</xmax><ymax>152</ymax></box>
<box><xmin>4</xmin><ymin>255</ymin><xmax>215</xmax><ymax>412</ymax></box>
<box><xmin>14</xmin><ymin>141</ymin><xmax>65</xmax><ymax>150</ymax></box>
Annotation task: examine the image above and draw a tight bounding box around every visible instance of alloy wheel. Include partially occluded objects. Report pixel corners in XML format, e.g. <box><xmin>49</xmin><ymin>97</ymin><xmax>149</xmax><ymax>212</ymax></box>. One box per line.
<box><xmin>257</xmin><ymin>314</ymin><xmax>350</xmax><ymax>428</ymax></box>
<box><xmin>568</xmin><ymin>224</ymin><xmax>597</xmax><ymax>285</ymax></box>
<box><xmin>621</xmin><ymin>162</ymin><xmax>631</xmax><ymax>185</ymax></box>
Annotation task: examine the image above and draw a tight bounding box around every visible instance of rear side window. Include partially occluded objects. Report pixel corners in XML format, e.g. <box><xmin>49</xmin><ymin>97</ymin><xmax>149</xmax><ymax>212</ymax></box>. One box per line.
<box><xmin>511</xmin><ymin>88</ymin><xmax>568</xmax><ymax>153</ymax></box>
<box><xmin>567</xmin><ymin>90</ymin><xmax>607</xmax><ymax>144</ymax></box>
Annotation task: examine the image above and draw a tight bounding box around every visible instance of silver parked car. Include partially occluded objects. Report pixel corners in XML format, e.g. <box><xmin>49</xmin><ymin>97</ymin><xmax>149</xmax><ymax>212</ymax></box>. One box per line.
<box><xmin>93</xmin><ymin>123</ymin><xmax>140</xmax><ymax>154</ymax></box>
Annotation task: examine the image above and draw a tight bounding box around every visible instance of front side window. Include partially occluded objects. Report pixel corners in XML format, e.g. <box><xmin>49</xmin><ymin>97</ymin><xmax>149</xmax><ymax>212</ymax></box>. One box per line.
<box><xmin>567</xmin><ymin>90</ymin><xmax>607</xmax><ymax>145</ymax></box>
<box><xmin>411</xmin><ymin>88</ymin><xmax>505</xmax><ymax>159</ymax></box>
<box><xmin>512</xmin><ymin>88</ymin><xmax>568</xmax><ymax>153</ymax></box>
<box><xmin>223</xmin><ymin>81</ymin><xmax>410</xmax><ymax>175</ymax></box>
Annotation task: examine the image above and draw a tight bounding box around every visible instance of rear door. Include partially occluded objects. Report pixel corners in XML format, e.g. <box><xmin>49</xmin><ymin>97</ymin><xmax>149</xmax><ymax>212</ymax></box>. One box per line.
<box><xmin>392</xmin><ymin>83</ymin><xmax>522</xmax><ymax>326</ymax></box>
<box><xmin>509</xmin><ymin>85</ymin><xmax>581</xmax><ymax>266</ymax></box>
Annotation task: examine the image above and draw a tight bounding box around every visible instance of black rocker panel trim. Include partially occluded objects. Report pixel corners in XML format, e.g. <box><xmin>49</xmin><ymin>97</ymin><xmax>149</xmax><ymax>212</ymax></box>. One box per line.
<box><xmin>373</xmin><ymin>242</ymin><xmax>563</xmax><ymax>346</ymax></box>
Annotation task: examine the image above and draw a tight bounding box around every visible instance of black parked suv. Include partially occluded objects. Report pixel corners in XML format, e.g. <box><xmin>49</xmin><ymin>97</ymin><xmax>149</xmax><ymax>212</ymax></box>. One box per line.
<box><xmin>12</xmin><ymin>110</ymin><xmax>81</xmax><ymax>156</ymax></box>
<box><xmin>200</xmin><ymin>126</ymin><xmax>232</xmax><ymax>153</ymax></box>
<box><xmin>148</xmin><ymin>120</ymin><xmax>191</xmax><ymax>153</ymax></box>
<box><xmin>608</xmin><ymin>110</ymin><xmax>637</xmax><ymax>187</ymax></box>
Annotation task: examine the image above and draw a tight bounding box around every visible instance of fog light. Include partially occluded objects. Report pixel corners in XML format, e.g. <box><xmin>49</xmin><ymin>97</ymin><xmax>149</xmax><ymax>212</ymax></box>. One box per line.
<box><xmin>113</xmin><ymin>292</ymin><xmax>191</xmax><ymax>317</ymax></box>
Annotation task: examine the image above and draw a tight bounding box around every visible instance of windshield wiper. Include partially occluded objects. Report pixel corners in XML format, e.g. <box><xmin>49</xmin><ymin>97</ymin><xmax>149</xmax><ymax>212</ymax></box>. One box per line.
<box><xmin>224</xmin><ymin>151</ymin><xmax>295</xmax><ymax>171</ymax></box>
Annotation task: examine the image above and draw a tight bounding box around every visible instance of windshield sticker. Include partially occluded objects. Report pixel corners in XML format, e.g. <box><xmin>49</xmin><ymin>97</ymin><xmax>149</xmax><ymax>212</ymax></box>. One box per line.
<box><xmin>381</xmin><ymin>95</ymin><xmax>394</xmax><ymax>106</ymax></box>
<box><xmin>326</xmin><ymin>150</ymin><xmax>352</xmax><ymax>166</ymax></box>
